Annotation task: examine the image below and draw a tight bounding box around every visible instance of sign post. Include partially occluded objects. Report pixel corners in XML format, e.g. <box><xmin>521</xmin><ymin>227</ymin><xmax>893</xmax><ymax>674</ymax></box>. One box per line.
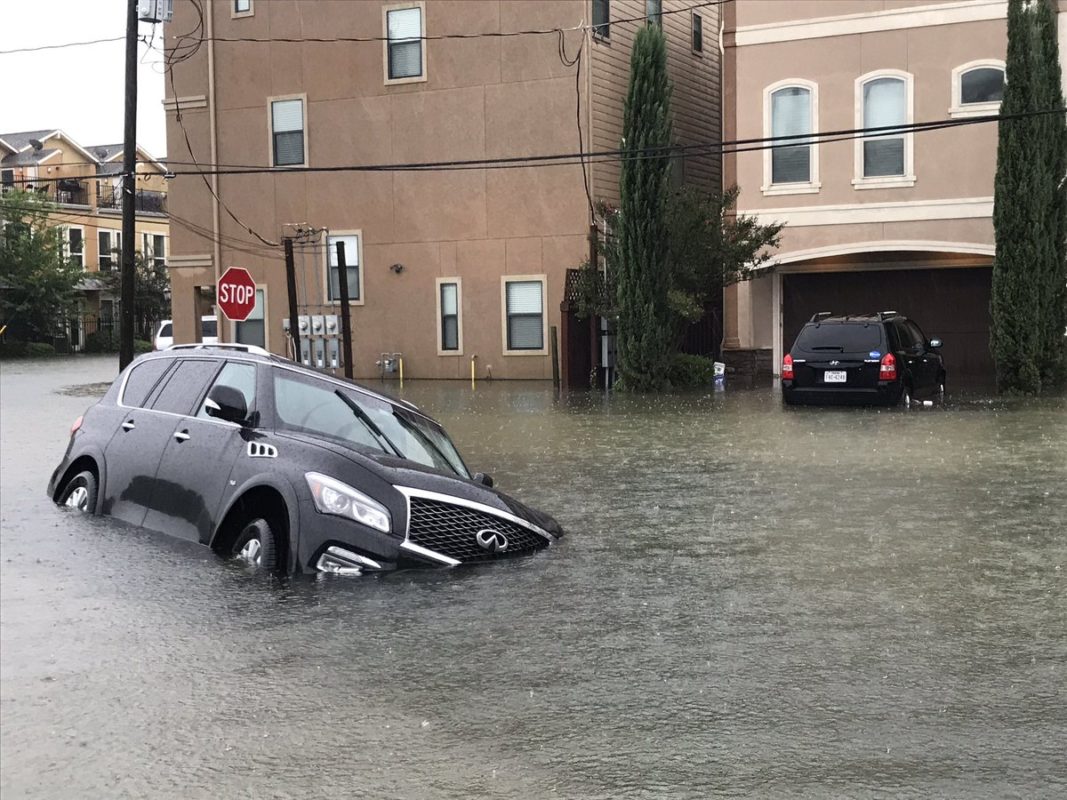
<box><xmin>217</xmin><ymin>267</ymin><xmax>257</xmax><ymax>325</ymax></box>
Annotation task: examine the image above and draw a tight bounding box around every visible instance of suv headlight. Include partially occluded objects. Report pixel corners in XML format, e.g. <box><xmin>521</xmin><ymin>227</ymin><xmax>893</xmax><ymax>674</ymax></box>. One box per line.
<box><xmin>305</xmin><ymin>472</ymin><xmax>391</xmax><ymax>533</ymax></box>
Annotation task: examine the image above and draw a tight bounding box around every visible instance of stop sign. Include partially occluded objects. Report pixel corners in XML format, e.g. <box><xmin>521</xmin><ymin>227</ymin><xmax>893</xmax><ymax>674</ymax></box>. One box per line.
<box><xmin>217</xmin><ymin>266</ymin><xmax>257</xmax><ymax>322</ymax></box>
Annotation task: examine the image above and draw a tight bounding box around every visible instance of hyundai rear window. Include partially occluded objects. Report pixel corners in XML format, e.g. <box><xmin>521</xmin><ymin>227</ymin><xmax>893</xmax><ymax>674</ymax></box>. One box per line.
<box><xmin>794</xmin><ymin>323</ymin><xmax>883</xmax><ymax>352</ymax></box>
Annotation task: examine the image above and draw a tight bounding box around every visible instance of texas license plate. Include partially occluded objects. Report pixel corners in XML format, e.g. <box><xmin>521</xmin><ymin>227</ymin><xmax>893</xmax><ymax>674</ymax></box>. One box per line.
<box><xmin>824</xmin><ymin>370</ymin><xmax>847</xmax><ymax>383</ymax></box>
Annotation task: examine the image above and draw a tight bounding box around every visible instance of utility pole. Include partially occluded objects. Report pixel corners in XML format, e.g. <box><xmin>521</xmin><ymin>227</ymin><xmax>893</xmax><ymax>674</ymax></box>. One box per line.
<box><xmin>118</xmin><ymin>0</ymin><xmax>138</xmax><ymax>370</ymax></box>
<box><xmin>335</xmin><ymin>241</ymin><xmax>354</xmax><ymax>379</ymax></box>
<box><xmin>284</xmin><ymin>237</ymin><xmax>301</xmax><ymax>362</ymax></box>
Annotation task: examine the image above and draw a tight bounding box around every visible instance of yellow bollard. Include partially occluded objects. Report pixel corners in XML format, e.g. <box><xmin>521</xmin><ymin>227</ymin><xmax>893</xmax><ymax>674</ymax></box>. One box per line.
<box><xmin>470</xmin><ymin>355</ymin><xmax>477</xmax><ymax>389</ymax></box>
<box><xmin>399</xmin><ymin>357</ymin><xmax>404</xmax><ymax>388</ymax></box>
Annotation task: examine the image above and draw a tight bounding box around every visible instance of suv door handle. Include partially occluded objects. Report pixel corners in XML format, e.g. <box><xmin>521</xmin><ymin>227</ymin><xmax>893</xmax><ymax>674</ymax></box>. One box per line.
<box><xmin>121</xmin><ymin>420</ymin><xmax>135</xmax><ymax>431</ymax></box>
<box><xmin>173</xmin><ymin>430</ymin><xmax>191</xmax><ymax>442</ymax></box>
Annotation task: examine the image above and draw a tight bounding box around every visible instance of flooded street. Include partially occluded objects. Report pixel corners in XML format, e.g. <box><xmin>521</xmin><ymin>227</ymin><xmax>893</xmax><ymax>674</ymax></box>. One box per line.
<box><xmin>2</xmin><ymin>356</ymin><xmax>1065</xmax><ymax>798</ymax></box>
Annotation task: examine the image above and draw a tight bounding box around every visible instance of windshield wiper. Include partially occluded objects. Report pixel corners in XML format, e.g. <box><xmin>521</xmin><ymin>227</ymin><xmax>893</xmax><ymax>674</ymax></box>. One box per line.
<box><xmin>333</xmin><ymin>390</ymin><xmax>404</xmax><ymax>459</ymax></box>
<box><xmin>392</xmin><ymin>411</ymin><xmax>459</xmax><ymax>475</ymax></box>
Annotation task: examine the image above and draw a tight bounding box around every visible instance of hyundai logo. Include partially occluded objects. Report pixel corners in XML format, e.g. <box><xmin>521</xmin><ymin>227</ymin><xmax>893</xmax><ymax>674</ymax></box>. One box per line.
<box><xmin>476</xmin><ymin>528</ymin><xmax>509</xmax><ymax>553</ymax></box>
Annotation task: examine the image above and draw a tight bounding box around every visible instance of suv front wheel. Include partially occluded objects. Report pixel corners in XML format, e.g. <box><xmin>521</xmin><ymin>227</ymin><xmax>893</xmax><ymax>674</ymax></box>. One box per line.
<box><xmin>231</xmin><ymin>518</ymin><xmax>280</xmax><ymax>573</ymax></box>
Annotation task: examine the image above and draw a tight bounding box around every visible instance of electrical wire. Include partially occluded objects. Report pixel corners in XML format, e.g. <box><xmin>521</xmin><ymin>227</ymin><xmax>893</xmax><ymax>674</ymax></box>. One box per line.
<box><xmin>0</xmin><ymin>36</ymin><xmax>125</xmax><ymax>56</ymax></box>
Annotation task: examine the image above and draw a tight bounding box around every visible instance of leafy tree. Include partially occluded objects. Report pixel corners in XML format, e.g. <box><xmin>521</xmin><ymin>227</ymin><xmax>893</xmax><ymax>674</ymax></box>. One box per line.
<box><xmin>0</xmin><ymin>190</ymin><xmax>83</xmax><ymax>342</ymax></box>
<box><xmin>991</xmin><ymin>0</ymin><xmax>1066</xmax><ymax>392</ymax></box>
<box><xmin>101</xmin><ymin>251</ymin><xmax>171</xmax><ymax>340</ymax></box>
<box><xmin>615</xmin><ymin>23</ymin><xmax>675</xmax><ymax>392</ymax></box>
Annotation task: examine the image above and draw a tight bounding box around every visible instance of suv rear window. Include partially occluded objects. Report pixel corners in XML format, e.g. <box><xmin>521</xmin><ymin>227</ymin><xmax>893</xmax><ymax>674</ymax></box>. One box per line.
<box><xmin>793</xmin><ymin>323</ymin><xmax>883</xmax><ymax>353</ymax></box>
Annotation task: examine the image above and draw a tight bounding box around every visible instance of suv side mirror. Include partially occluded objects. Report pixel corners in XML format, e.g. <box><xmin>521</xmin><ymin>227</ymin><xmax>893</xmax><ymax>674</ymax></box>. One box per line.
<box><xmin>473</xmin><ymin>472</ymin><xmax>494</xmax><ymax>488</ymax></box>
<box><xmin>928</xmin><ymin>338</ymin><xmax>943</xmax><ymax>349</ymax></box>
<box><xmin>204</xmin><ymin>385</ymin><xmax>249</xmax><ymax>426</ymax></box>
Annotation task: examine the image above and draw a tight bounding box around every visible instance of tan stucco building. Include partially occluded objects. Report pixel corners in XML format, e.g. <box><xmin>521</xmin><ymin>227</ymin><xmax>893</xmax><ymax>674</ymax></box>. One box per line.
<box><xmin>163</xmin><ymin>0</ymin><xmax>721</xmax><ymax>381</ymax></box>
<box><xmin>722</xmin><ymin>0</ymin><xmax>1067</xmax><ymax>380</ymax></box>
<box><xmin>1</xmin><ymin>129</ymin><xmax>169</xmax><ymax>347</ymax></box>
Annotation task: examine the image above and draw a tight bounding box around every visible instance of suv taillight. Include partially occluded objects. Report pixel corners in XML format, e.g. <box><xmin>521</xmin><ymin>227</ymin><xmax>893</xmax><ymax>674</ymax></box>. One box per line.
<box><xmin>782</xmin><ymin>354</ymin><xmax>795</xmax><ymax>381</ymax></box>
<box><xmin>879</xmin><ymin>352</ymin><xmax>897</xmax><ymax>381</ymax></box>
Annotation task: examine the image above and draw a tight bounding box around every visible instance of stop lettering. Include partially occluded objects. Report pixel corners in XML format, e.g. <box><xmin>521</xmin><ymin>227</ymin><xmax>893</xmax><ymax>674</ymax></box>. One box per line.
<box><xmin>217</xmin><ymin>267</ymin><xmax>257</xmax><ymax>322</ymax></box>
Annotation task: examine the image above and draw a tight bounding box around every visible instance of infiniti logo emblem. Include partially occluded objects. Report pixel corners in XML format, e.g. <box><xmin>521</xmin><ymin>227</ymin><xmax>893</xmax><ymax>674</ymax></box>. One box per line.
<box><xmin>829</xmin><ymin>360</ymin><xmax>840</xmax><ymax>366</ymax></box>
<box><xmin>476</xmin><ymin>528</ymin><xmax>509</xmax><ymax>553</ymax></box>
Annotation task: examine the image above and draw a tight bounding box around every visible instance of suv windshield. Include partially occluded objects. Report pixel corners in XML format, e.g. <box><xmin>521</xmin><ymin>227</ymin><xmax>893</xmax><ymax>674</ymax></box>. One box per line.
<box><xmin>794</xmin><ymin>323</ymin><xmax>883</xmax><ymax>353</ymax></box>
<box><xmin>272</xmin><ymin>370</ymin><xmax>470</xmax><ymax>478</ymax></box>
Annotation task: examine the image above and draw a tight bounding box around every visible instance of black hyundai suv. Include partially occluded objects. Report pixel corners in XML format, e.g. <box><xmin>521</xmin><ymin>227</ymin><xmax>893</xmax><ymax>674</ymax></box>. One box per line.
<box><xmin>48</xmin><ymin>344</ymin><xmax>563</xmax><ymax>576</ymax></box>
<box><xmin>782</xmin><ymin>312</ymin><xmax>946</xmax><ymax>406</ymax></box>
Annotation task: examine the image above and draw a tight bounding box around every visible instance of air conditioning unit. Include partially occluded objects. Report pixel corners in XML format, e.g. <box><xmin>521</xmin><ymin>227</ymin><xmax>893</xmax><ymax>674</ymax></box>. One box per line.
<box><xmin>138</xmin><ymin>0</ymin><xmax>174</xmax><ymax>23</ymax></box>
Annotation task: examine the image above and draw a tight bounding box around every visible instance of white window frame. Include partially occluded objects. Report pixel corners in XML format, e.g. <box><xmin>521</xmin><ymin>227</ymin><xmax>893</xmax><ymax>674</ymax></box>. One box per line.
<box><xmin>232</xmin><ymin>0</ymin><xmax>253</xmax><ymax>18</ymax></box>
<box><xmin>322</xmin><ymin>229</ymin><xmax>366</xmax><ymax>307</ymax></box>
<box><xmin>436</xmin><ymin>277</ymin><xmax>463</xmax><ymax>356</ymax></box>
<box><xmin>592</xmin><ymin>0</ymin><xmax>611</xmax><ymax>41</ymax></box>
<box><xmin>63</xmin><ymin>225</ymin><xmax>85</xmax><ymax>269</ymax></box>
<box><xmin>383</xmin><ymin>2</ymin><xmax>427</xmax><ymax>86</ymax></box>
<box><xmin>268</xmin><ymin>94</ymin><xmax>308</xmax><ymax>168</ymax></box>
<box><xmin>950</xmin><ymin>59</ymin><xmax>1006</xmax><ymax>118</ymax></box>
<box><xmin>853</xmin><ymin>69</ymin><xmax>915</xmax><ymax>190</ymax></box>
<box><xmin>501</xmin><ymin>275</ymin><xmax>548</xmax><ymax>357</ymax></box>
<box><xmin>231</xmin><ymin>286</ymin><xmax>269</xmax><ymax>351</ymax></box>
<box><xmin>98</xmin><ymin>229</ymin><xmax>122</xmax><ymax>271</ymax></box>
<box><xmin>762</xmin><ymin>78</ymin><xmax>821</xmax><ymax>196</ymax></box>
<box><xmin>141</xmin><ymin>232</ymin><xmax>167</xmax><ymax>268</ymax></box>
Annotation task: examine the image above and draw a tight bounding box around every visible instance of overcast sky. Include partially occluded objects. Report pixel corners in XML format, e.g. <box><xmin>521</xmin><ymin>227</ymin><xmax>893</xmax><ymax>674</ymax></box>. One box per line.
<box><xmin>0</xmin><ymin>1</ymin><xmax>167</xmax><ymax>157</ymax></box>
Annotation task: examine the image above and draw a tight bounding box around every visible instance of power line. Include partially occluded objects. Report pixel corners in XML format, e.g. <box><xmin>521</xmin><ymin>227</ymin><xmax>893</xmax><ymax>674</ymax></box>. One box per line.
<box><xmin>0</xmin><ymin>36</ymin><xmax>125</xmax><ymax>56</ymax></box>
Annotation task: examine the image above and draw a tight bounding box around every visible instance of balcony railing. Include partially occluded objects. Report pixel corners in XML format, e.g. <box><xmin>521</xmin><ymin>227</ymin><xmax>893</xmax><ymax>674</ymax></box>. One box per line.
<box><xmin>97</xmin><ymin>184</ymin><xmax>168</xmax><ymax>215</ymax></box>
<box><xmin>54</xmin><ymin>180</ymin><xmax>90</xmax><ymax>206</ymax></box>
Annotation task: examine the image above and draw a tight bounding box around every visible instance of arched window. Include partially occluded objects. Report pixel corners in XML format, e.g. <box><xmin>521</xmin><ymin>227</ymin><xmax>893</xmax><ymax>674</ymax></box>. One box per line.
<box><xmin>951</xmin><ymin>61</ymin><xmax>1005</xmax><ymax>117</ymax></box>
<box><xmin>763</xmin><ymin>80</ymin><xmax>820</xmax><ymax>195</ymax></box>
<box><xmin>854</xmin><ymin>70</ymin><xmax>915</xmax><ymax>188</ymax></box>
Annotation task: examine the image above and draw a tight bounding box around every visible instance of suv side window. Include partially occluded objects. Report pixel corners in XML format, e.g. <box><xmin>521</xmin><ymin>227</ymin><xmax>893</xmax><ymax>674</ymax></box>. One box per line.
<box><xmin>197</xmin><ymin>361</ymin><xmax>257</xmax><ymax>421</ymax></box>
<box><xmin>151</xmin><ymin>359</ymin><xmax>222</xmax><ymax>415</ymax></box>
<box><xmin>905</xmin><ymin>321</ymin><xmax>927</xmax><ymax>350</ymax></box>
<box><xmin>121</xmin><ymin>359</ymin><xmax>172</xmax><ymax>407</ymax></box>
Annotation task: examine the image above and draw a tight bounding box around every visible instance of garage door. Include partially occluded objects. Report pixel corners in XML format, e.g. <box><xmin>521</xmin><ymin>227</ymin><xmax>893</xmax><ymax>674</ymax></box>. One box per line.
<box><xmin>782</xmin><ymin>266</ymin><xmax>992</xmax><ymax>379</ymax></box>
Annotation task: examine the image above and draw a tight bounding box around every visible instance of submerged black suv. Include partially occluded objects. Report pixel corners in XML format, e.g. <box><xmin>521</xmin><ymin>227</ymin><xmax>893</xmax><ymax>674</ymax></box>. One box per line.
<box><xmin>782</xmin><ymin>312</ymin><xmax>946</xmax><ymax>406</ymax></box>
<box><xmin>48</xmin><ymin>344</ymin><xmax>563</xmax><ymax>575</ymax></box>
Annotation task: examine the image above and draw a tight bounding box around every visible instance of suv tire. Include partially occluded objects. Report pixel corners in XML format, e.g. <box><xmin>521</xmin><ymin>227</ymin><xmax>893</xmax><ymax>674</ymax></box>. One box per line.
<box><xmin>231</xmin><ymin>518</ymin><xmax>280</xmax><ymax>573</ymax></box>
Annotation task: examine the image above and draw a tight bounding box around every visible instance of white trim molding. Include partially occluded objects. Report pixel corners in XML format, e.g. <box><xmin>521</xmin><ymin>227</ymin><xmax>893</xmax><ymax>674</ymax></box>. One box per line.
<box><xmin>163</xmin><ymin>95</ymin><xmax>208</xmax><ymax>113</ymax></box>
<box><xmin>267</xmin><ymin>93</ymin><xmax>309</xmax><ymax>169</ymax></box>
<box><xmin>772</xmin><ymin>240</ymin><xmax>995</xmax><ymax>268</ymax></box>
<box><xmin>739</xmin><ymin>196</ymin><xmax>994</xmax><ymax>227</ymax></box>
<box><xmin>168</xmin><ymin>254</ymin><xmax>215</xmax><ymax>269</ymax></box>
<box><xmin>854</xmin><ymin>69</ymin><xmax>916</xmax><ymax>190</ymax></box>
<box><xmin>949</xmin><ymin>59</ymin><xmax>1006</xmax><ymax>117</ymax></box>
<box><xmin>733</xmin><ymin>1</ymin><xmax>1007</xmax><ymax>47</ymax></box>
<box><xmin>762</xmin><ymin>78</ymin><xmax>822</xmax><ymax>196</ymax></box>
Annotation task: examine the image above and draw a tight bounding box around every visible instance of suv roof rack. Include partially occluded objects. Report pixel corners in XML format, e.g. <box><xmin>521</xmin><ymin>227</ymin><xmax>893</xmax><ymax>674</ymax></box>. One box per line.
<box><xmin>166</xmin><ymin>342</ymin><xmax>272</xmax><ymax>357</ymax></box>
<box><xmin>809</xmin><ymin>311</ymin><xmax>833</xmax><ymax>323</ymax></box>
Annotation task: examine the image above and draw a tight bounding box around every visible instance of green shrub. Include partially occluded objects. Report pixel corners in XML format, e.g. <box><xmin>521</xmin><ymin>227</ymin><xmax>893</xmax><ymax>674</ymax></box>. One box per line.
<box><xmin>84</xmin><ymin>330</ymin><xmax>118</xmax><ymax>353</ymax></box>
<box><xmin>667</xmin><ymin>353</ymin><xmax>717</xmax><ymax>388</ymax></box>
<box><xmin>0</xmin><ymin>341</ymin><xmax>30</xmax><ymax>359</ymax></box>
<box><xmin>25</xmin><ymin>342</ymin><xmax>57</xmax><ymax>358</ymax></box>
<box><xmin>134</xmin><ymin>338</ymin><xmax>153</xmax><ymax>354</ymax></box>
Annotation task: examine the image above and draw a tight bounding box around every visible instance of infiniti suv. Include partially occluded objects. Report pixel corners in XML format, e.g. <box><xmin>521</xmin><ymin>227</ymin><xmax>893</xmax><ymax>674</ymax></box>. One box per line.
<box><xmin>48</xmin><ymin>344</ymin><xmax>563</xmax><ymax>575</ymax></box>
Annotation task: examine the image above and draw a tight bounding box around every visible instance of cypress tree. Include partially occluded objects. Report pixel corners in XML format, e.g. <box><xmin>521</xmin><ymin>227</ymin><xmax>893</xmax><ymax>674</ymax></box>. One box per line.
<box><xmin>615</xmin><ymin>24</ymin><xmax>674</xmax><ymax>392</ymax></box>
<box><xmin>991</xmin><ymin>0</ymin><xmax>1065</xmax><ymax>392</ymax></box>
<box><xmin>1032</xmin><ymin>0</ymin><xmax>1066</xmax><ymax>387</ymax></box>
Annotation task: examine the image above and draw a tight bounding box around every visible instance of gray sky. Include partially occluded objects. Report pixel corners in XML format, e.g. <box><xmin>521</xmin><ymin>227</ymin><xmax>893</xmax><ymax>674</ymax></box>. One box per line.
<box><xmin>0</xmin><ymin>1</ymin><xmax>167</xmax><ymax>157</ymax></box>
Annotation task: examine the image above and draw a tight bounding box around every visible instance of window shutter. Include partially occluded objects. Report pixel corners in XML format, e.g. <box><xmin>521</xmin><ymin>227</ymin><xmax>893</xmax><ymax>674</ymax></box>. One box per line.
<box><xmin>770</xmin><ymin>87</ymin><xmax>811</xmax><ymax>184</ymax></box>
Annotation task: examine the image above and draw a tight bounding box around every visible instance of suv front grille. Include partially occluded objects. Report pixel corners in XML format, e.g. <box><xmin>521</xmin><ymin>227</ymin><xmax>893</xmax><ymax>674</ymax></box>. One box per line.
<box><xmin>407</xmin><ymin>496</ymin><xmax>548</xmax><ymax>563</ymax></box>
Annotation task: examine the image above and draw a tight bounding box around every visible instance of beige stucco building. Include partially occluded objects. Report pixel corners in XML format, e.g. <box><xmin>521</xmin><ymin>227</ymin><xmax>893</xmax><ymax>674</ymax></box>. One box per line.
<box><xmin>164</xmin><ymin>0</ymin><xmax>721</xmax><ymax>381</ymax></box>
<box><xmin>1</xmin><ymin>129</ymin><xmax>169</xmax><ymax>346</ymax></box>
<box><xmin>722</xmin><ymin>0</ymin><xmax>1067</xmax><ymax>381</ymax></box>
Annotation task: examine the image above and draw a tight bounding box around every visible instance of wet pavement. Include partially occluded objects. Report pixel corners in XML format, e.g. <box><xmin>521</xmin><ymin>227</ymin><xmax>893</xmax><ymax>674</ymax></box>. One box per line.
<box><xmin>2</xmin><ymin>356</ymin><xmax>1065</xmax><ymax>799</ymax></box>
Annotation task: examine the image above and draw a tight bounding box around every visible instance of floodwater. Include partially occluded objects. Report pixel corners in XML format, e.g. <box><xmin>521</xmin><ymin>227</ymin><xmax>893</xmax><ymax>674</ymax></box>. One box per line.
<box><xmin>2</xmin><ymin>356</ymin><xmax>1065</xmax><ymax>799</ymax></box>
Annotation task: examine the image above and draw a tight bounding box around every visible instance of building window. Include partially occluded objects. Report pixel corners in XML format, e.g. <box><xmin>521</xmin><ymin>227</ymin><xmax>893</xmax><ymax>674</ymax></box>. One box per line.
<box><xmin>692</xmin><ymin>12</ymin><xmax>703</xmax><ymax>52</ymax></box>
<box><xmin>854</xmin><ymin>71</ymin><xmax>914</xmax><ymax>188</ymax></box>
<box><xmin>141</xmin><ymin>233</ymin><xmax>166</xmax><ymax>268</ymax></box>
<box><xmin>646</xmin><ymin>0</ymin><xmax>661</xmax><ymax>26</ymax></box>
<box><xmin>438</xmin><ymin>279</ymin><xmax>461</xmax><ymax>354</ymax></box>
<box><xmin>65</xmin><ymin>227</ymin><xmax>84</xmax><ymax>269</ymax></box>
<box><xmin>233</xmin><ymin>0</ymin><xmax>252</xmax><ymax>15</ymax></box>
<box><xmin>950</xmin><ymin>61</ymin><xmax>1005</xmax><ymax>117</ymax></box>
<box><xmin>593</xmin><ymin>0</ymin><xmax>610</xmax><ymax>40</ymax></box>
<box><xmin>326</xmin><ymin>233</ymin><xmax>361</xmax><ymax>302</ymax></box>
<box><xmin>386</xmin><ymin>5</ymin><xmax>424</xmax><ymax>82</ymax></box>
<box><xmin>270</xmin><ymin>98</ymin><xmax>305</xmax><ymax>167</ymax></box>
<box><xmin>503</xmin><ymin>278</ymin><xmax>545</xmax><ymax>353</ymax></box>
<box><xmin>98</xmin><ymin>230</ymin><xmax>121</xmax><ymax>271</ymax></box>
<box><xmin>771</xmin><ymin>86</ymin><xmax>812</xmax><ymax>184</ymax></box>
<box><xmin>1</xmin><ymin>169</ymin><xmax>14</xmax><ymax>193</ymax></box>
<box><xmin>235</xmin><ymin>289</ymin><xmax>265</xmax><ymax>348</ymax></box>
